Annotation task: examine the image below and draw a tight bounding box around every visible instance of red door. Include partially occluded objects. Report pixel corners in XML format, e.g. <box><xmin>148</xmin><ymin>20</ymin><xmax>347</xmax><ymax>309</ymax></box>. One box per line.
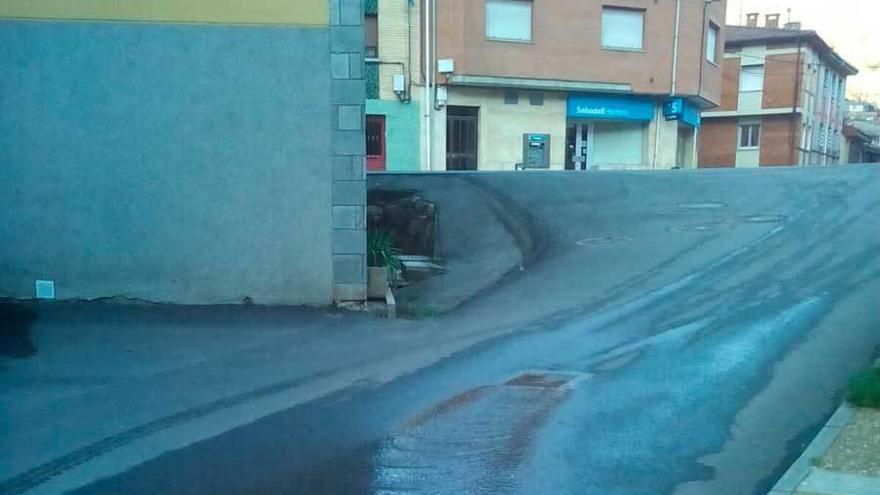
<box><xmin>366</xmin><ymin>115</ymin><xmax>386</xmax><ymax>171</ymax></box>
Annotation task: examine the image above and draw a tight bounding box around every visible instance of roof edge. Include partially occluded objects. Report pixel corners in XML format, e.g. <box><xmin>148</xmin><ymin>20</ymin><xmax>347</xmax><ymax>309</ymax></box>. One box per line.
<box><xmin>724</xmin><ymin>26</ymin><xmax>858</xmax><ymax>76</ymax></box>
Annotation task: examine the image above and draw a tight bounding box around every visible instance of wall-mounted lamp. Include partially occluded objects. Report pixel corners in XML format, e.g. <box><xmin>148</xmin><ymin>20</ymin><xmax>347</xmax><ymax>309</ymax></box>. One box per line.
<box><xmin>435</xmin><ymin>86</ymin><xmax>448</xmax><ymax>110</ymax></box>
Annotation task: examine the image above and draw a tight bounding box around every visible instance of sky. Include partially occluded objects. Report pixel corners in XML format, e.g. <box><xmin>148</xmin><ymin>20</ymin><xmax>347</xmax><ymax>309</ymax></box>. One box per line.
<box><xmin>725</xmin><ymin>0</ymin><xmax>880</xmax><ymax>104</ymax></box>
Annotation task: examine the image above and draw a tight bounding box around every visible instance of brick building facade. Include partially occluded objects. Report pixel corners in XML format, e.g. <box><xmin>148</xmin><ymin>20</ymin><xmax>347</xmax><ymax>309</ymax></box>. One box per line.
<box><xmin>365</xmin><ymin>0</ymin><xmax>727</xmax><ymax>172</ymax></box>
<box><xmin>699</xmin><ymin>20</ymin><xmax>857</xmax><ymax>168</ymax></box>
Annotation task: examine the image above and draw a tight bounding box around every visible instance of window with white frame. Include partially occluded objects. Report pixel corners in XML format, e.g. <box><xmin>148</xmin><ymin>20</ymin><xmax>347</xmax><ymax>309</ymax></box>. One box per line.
<box><xmin>485</xmin><ymin>0</ymin><xmax>532</xmax><ymax>42</ymax></box>
<box><xmin>601</xmin><ymin>7</ymin><xmax>644</xmax><ymax>50</ymax></box>
<box><xmin>739</xmin><ymin>64</ymin><xmax>764</xmax><ymax>92</ymax></box>
<box><xmin>739</xmin><ymin>124</ymin><xmax>760</xmax><ymax>148</ymax></box>
<box><xmin>707</xmin><ymin>23</ymin><xmax>719</xmax><ymax>63</ymax></box>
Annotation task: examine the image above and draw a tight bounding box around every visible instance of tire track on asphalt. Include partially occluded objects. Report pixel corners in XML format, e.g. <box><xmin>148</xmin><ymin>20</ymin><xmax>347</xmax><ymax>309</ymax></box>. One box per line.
<box><xmin>0</xmin><ymin>365</ymin><xmax>354</xmax><ymax>495</ymax></box>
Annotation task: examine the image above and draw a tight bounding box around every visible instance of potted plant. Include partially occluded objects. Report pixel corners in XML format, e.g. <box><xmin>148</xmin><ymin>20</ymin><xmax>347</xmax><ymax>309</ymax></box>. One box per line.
<box><xmin>367</xmin><ymin>229</ymin><xmax>401</xmax><ymax>299</ymax></box>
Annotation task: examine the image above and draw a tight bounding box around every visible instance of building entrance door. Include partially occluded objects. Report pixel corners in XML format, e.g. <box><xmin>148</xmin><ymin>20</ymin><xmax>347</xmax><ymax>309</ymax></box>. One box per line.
<box><xmin>565</xmin><ymin>123</ymin><xmax>590</xmax><ymax>170</ymax></box>
<box><xmin>446</xmin><ymin>106</ymin><xmax>479</xmax><ymax>171</ymax></box>
<box><xmin>366</xmin><ymin>115</ymin><xmax>386</xmax><ymax>171</ymax></box>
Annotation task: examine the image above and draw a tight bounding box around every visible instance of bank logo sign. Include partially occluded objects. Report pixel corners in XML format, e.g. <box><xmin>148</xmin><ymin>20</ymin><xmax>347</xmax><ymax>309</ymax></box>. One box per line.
<box><xmin>663</xmin><ymin>97</ymin><xmax>701</xmax><ymax>127</ymax></box>
<box><xmin>567</xmin><ymin>94</ymin><xmax>654</xmax><ymax>122</ymax></box>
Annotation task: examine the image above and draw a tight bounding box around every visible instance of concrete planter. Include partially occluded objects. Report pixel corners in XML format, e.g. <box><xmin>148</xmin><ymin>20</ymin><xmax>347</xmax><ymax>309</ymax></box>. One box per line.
<box><xmin>367</xmin><ymin>266</ymin><xmax>389</xmax><ymax>299</ymax></box>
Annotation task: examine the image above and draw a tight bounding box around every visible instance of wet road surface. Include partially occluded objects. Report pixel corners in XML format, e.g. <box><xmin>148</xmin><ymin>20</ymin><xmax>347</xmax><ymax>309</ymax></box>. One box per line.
<box><xmin>58</xmin><ymin>167</ymin><xmax>880</xmax><ymax>494</ymax></box>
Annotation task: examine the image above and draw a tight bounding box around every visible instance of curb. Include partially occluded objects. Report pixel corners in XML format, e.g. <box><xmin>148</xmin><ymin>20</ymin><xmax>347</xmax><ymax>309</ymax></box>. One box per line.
<box><xmin>768</xmin><ymin>403</ymin><xmax>855</xmax><ymax>494</ymax></box>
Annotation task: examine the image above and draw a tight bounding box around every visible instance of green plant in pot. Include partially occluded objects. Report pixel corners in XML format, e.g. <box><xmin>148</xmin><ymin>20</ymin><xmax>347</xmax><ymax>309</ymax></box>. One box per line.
<box><xmin>367</xmin><ymin>229</ymin><xmax>401</xmax><ymax>299</ymax></box>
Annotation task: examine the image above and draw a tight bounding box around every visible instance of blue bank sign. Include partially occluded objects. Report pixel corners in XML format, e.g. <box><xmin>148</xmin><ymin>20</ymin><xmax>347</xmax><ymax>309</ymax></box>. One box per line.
<box><xmin>662</xmin><ymin>97</ymin><xmax>701</xmax><ymax>127</ymax></box>
<box><xmin>566</xmin><ymin>94</ymin><xmax>655</xmax><ymax>122</ymax></box>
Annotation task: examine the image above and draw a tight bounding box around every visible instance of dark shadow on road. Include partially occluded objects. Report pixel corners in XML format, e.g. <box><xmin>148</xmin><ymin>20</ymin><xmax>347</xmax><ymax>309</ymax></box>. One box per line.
<box><xmin>0</xmin><ymin>303</ymin><xmax>37</xmax><ymax>358</ymax></box>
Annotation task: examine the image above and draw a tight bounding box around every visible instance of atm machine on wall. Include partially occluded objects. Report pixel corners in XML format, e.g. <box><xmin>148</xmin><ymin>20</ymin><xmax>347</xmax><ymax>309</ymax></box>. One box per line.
<box><xmin>517</xmin><ymin>133</ymin><xmax>551</xmax><ymax>170</ymax></box>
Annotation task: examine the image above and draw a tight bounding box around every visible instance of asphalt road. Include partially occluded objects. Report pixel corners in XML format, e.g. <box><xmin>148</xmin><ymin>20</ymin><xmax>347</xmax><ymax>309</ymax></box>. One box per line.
<box><xmin>67</xmin><ymin>166</ymin><xmax>880</xmax><ymax>495</ymax></box>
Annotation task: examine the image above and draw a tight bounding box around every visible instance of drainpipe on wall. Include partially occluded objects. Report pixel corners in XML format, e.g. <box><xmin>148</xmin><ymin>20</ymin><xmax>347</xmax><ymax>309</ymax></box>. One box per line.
<box><xmin>423</xmin><ymin>0</ymin><xmax>433</xmax><ymax>171</ymax></box>
<box><xmin>652</xmin><ymin>106</ymin><xmax>662</xmax><ymax>170</ymax></box>
<box><xmin>407</xmin><ymin>0</ymin><xmax>413</xmax><ymax>101</ymax></box>
<box><xmin>655</xmin><ymin>0</ymin><xmax>682</xmax><ymax>170</ymax></box>
<box><xmin>822</xmin><ymin>73</ymin><xmax>832</xmax><ymax>166</ymax></box>
<box><xmin>671</xmin><ymin>0</ymin><xmax>681</xmax><ymax>96</ymax></box>
<box><xmin>789</xmin><ymin>37</ymin><xmax>803</xmax><ymax>165</ymax></box>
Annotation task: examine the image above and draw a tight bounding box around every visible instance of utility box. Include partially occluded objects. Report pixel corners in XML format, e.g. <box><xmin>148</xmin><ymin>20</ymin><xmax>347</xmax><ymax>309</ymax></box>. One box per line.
<box><xmin>521</xmin><ymin>133</ymin><xmax>550</xmax><ymax>169</ymax></box>
<box><xmin>392</xmin><ymin>74</ymin><xmax>406</xmax><ymax>93</ymax></box>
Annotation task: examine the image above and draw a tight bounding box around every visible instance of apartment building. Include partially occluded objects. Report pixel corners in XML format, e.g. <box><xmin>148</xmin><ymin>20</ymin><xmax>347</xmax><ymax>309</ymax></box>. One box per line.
<box><xmin>364</xmin><ymin>0</ymin><xmax>421</xmax><ymax>171</ymax></box>
<box><xmin>842</xmin><ymin>100</ymin><xmax>880</xmax><ymax>164</ymax></box>
<box><xmin>365</xmin><ymin>0</ymin><xmax>726</xmax><ymax>172</ymax></box>
<box><xmin>842</xmin><ymin>123</ymin><xmax>880</xmax><ymax>164</ymax></box>
<box><xmin>699</xmin><ymin>16</ymin><xmax>858</xmax><ymax>168</ymax></box>
<box><xmin>847</xmin><ymin>100</ymin><xmax>879</xmax><ymax>116</ymax></box>
<box><xmin>426</xmin><ymin>0</ymin><xmax>726</xmax><ymax>171</ymax></box>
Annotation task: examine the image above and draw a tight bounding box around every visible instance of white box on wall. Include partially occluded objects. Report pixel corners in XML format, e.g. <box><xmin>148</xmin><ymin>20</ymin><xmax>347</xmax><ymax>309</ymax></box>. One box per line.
<box><xmin>393</xmin><ymin>74</ymin><xmax>406</xmax><ymax>93</ymax></box>
<box><xmin>437</xmin><ymin>59</ymin><xmax>455</xmax><ymax>74</ymax></box>
<box><xmin>35</xmin><ymin>280</ymin><xmax>55</xmax><ymax>299</ymax></box>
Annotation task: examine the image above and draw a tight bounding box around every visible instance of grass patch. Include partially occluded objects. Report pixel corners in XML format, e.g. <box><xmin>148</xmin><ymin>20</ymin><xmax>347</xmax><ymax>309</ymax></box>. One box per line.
<box><xmin>847</xmin><ymin>367</ymin><xmax>880</xmax><ymax>408</ymax></box>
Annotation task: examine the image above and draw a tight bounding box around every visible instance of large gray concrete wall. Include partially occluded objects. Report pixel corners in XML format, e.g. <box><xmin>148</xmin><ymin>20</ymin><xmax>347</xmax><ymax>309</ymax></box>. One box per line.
<box><xmin>0</xmin><ymin>16</ymin><xmax>365</xmax><ymax>305</ymax></box>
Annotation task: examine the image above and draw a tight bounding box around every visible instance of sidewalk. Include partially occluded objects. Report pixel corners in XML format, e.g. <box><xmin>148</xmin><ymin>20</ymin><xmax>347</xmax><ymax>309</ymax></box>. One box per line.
<box><xmin>770</xmin><ymin>386</ymin><xmax>880</xmax><ymax>495</ymax></box>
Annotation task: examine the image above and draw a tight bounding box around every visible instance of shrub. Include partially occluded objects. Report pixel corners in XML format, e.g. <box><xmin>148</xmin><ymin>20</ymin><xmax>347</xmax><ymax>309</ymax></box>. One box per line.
<box><xmin>367</xmin><ymin>229</ymin><xmax>402</xmax><ymax>270</ymax></box>
<box><xmin>847</xmin><ymin>367</ymin><xmax>880</xmax><ymax>408</ymax></box>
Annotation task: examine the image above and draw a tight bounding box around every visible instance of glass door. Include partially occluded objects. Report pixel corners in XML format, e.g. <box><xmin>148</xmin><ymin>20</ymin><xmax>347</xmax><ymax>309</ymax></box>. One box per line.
<box><xmin>566</xmin><ymin>123</ymin><xmax>591</xmax><ymax>170</ymax></box>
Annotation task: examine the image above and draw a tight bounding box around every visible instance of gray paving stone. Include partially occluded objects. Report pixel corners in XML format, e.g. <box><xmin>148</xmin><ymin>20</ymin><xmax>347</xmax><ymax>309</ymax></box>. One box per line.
<box><xmin>333</xmin><ymin>205</ymin><xmax>365</xmax><ymax>230</ymax></box>
<box><xmin>333</xmin><ymin>229</ymin><xmax>366</xmax><ymax>255</ymax></box>
<box><xmin>330</xmin><ymin>26</ymin><xmax>364</xmax><ymax>53</ymax></box>
<box><xmin>333</xmin><ymin>254</ymin><xmax>366</xmax><ymax>284</ymax></box>
<box><xmin>333</xmin><ymin>129</ymin><xmax>367</xmax><ymax>156</ymax></box>
<box><xmin>339</xmin><ymin>0</ymin><xmax>363</xmax><ymax>26</ymax></box>
<box><xmin>337</xmin><ymin>105</ymin><xmax>363</xmax><ymax>131</ymax></box>
<box><xmin>800</xmin><ymin>468</ymin><xmax>880</xmax><ymax>495</ymax></box>
<box><xmin>333</xmin><ymin>180</ymin><xmax>366</xmax><ymax>206</ymax></box>
<box><xmin>332</xmin><ymin>156</ymin><xmax>365</xmax><ymax>181</ymax></box>
<box><xmin>331</xmin><ymin>79</ymin><xmax>366</xmax><ymax>104</ymax></box>
<box><xmin>330</xmin><ymin>53</ymin><xmax>350</xmax><ymax>79</ymax></box>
